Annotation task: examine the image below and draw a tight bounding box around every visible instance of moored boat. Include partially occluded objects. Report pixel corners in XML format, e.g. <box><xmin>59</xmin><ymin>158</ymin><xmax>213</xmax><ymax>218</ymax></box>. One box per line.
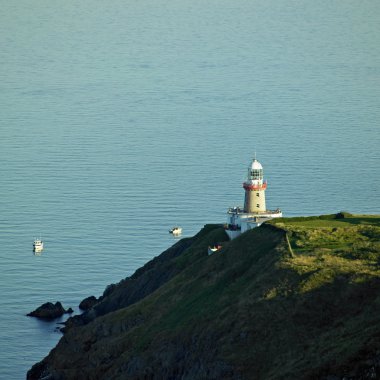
<box><xmin>169</xmin><ymin>227</ymin><xmax>182</xmax><ymax>235</ymax></box>
<box><xmin>33</xmin><ymin>239</ymin><xmax>44</xmax><ymax>253</ymax></box>
<box><xmin>208</xmin><ymin>244</ymin><xmax>222</xmax><ymax>255</ymax></box>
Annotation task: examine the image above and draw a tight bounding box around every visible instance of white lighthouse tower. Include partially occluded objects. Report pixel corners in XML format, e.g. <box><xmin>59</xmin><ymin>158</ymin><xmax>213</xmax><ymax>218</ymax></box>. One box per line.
<box><xmin>225</xmin><ymin>157</ymin><xmax>282</xmax><ymax>240</ymax></box>
<box><xmin>243</xmin><ymin>159</ymin><xmax>267</xmax><ymax>213</ymax></box>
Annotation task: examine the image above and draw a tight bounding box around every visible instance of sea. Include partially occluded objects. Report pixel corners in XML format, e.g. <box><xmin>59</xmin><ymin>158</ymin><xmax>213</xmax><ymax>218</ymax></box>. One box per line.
<box><xmin>1</xmin><ymin>0</ymin><xmax>379</xmax><ymax>378</ymax></box>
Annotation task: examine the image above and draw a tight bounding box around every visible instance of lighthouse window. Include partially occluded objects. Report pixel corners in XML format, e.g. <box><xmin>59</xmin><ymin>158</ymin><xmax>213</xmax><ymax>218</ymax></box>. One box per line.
<box><xmin>250</xmin><ymin>169</ymin><xmax>263</xmax><ymax>180</ymax></box>
<box><xmin>256</xmin><ymin>193</ymin><xmax>260</xmax><ymax>197</ymax></box>
<box><xmin>256</xmin><ymin>204</ymin><xmax>260</xmax><ymax>208</ymax></box>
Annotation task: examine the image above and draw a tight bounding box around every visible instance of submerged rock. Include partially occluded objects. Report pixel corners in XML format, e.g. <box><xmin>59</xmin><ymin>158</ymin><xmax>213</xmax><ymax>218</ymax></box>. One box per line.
<box><xmin>27</xmin><ymin>302</ymin><xmax>73</xmax><ymax>320</ymax></box>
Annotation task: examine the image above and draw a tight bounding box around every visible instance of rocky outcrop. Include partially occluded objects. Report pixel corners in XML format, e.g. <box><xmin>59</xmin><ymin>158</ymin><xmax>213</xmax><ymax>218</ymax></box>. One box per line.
<box><xmin>79</xmin><ymin>296</ymin><xmax>98</xmax><ymax>311</ymax></box>
<box><xmin>27</xmin><ymin>302</ymin><xmax>73</xmax><ymax>320</ymax></box>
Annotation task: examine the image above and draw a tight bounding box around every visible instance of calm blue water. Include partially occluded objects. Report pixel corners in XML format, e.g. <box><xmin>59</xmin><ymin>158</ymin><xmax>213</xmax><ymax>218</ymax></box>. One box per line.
<box><xmin>1</xmin><ymin>0</ymin><xmax>379</xmax><ymax>378</ymax></box>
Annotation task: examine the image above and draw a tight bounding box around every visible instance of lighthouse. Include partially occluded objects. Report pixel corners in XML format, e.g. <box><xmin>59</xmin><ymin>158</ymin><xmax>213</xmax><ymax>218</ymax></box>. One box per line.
<box><xmin>225</xmin><ymin>157</ymin><xmax>282</xmax><ymax>240</ymax></box>
<box><xmin>243</xmin><ymin>159</ymin><xmax>267</xmax><ymax>213</ymax></box>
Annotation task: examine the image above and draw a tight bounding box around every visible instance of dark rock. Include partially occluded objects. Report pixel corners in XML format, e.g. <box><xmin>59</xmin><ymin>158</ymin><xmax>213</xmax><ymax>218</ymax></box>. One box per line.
<box><xmin>27</xmin><ymin>360</ymin><xmax>51</xmax><ymax>380</ymax></box>
<box><xmin>27</xmin><ymin>302</ymin><xmax>72</xmax><ymax>320</ymax></box>
<box><xmin>335</xmin><ymin>211</ymin><xmax>352</xmax><ymax>219</ymax></box>
<box><xmin>79</xmin><ymin>296</ymin><xmax>98</xmax><ymax>311</ymax></box>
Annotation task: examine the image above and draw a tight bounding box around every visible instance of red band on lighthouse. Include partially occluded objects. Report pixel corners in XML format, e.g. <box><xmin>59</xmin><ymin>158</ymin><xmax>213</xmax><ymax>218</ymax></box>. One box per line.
<box><xmin>243</xmin><ymin>182</ymin><xmax>267</xmax><ymax>191</ymax></box>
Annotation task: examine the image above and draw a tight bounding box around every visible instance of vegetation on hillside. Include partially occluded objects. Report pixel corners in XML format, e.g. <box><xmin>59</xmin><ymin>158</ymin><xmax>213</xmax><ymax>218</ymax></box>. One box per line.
<box><xmin>28</xmin><ymin>214</ymin><xmax>380</xmax><ymax>380</ymax></box>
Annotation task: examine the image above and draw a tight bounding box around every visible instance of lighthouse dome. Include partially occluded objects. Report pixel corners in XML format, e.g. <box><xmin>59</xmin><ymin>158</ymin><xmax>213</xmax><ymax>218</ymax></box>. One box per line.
<box><xmin>249</xmin><ymin>159</ymin><xmax>263</xmax><ymax>170</ymax></box>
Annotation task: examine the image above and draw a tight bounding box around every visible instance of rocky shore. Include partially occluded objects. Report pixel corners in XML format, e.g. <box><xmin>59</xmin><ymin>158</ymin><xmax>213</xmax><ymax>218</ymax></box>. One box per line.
<box><xmin>27</xmin><ymin>302</ymin><xmax>73</xmax><ymax>320</ymax></box>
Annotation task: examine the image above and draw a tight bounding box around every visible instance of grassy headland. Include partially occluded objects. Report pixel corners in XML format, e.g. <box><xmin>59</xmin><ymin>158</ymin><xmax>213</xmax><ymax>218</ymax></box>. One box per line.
<box><xmin>28</xmin><ymin>213</ymin><xmax>380</xmax><ymax>380</ymax></box>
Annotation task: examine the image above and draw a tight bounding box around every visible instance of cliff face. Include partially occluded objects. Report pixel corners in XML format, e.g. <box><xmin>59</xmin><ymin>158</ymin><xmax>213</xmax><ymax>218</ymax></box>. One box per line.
<box><xmin>28</xmin><ymin>215</ymin><xmax>380</xmax><ymax>380</ymax></box>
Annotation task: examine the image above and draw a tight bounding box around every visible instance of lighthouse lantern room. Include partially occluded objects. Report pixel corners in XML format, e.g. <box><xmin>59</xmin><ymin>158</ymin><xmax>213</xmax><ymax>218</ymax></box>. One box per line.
<box><xmin>225</xmin><ymin>157</ymin><xmax>282</xmax><ymax>240</ymax></box>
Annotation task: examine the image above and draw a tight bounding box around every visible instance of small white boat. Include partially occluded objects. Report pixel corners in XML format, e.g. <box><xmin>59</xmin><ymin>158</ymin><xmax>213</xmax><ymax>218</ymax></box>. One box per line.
<box><xmin>169</xmin><ymin>227</ymin><xmax>182</xmax><ymax>235</ymax></box>
<box><xmin>208</xmin><ymin>244</ymin><xmax>222</xmax><ymax>255</ymax></box>
<box><xmin>33</xmin><ymin>239</ymin><xmax>44</xmax><ymax>253</ymax></box>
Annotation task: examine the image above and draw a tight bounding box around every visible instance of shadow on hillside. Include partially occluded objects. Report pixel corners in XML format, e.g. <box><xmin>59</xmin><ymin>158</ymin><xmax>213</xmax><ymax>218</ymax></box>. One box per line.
<box><xmin>342</xmin><ymin>217</ymin><xmax>380</xmax><ymax>227</ymax></box>
<box><xmin>241</xmin><ymin>268</ymin><xmax>380</xmax><ymax>380</ymax></box>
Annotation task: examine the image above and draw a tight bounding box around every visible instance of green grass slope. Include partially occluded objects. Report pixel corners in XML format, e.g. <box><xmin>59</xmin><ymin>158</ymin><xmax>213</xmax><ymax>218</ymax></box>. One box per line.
<box><xmin>28</xmin><ymin>214</ymin><xmax>380</xmax><ymax>380</ymax></box>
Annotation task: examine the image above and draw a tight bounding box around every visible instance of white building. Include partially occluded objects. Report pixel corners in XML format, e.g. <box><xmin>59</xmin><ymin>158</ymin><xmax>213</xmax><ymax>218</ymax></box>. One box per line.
<box><xmin>225</xmin><ymin>158</ymin><xmax>282</xmax><ymax>240</ymax></box>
